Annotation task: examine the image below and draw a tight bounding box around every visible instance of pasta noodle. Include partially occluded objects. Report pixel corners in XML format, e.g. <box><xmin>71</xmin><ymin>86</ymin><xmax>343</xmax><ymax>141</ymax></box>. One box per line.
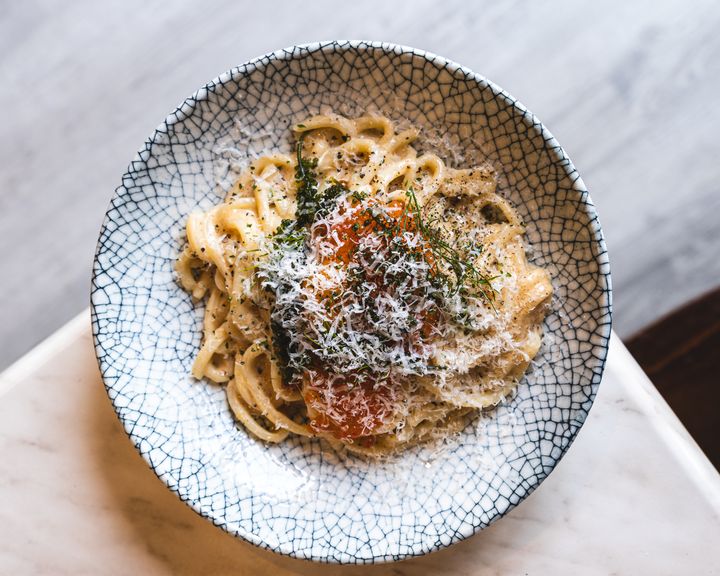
<box><xmin>177</xmin><ymin>114</ymin><xmax>552</xmax><ymax>455</ymax></box>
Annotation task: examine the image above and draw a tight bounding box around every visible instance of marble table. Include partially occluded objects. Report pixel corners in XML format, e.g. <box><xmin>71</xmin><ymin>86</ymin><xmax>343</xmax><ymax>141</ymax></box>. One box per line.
<box><xmin>1</xmin><ymin>312</ymin><xmax>718</xmax><ymax>575</ymax></box>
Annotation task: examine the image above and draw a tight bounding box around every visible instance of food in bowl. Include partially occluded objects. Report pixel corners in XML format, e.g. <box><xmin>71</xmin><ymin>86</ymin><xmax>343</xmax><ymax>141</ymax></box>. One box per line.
<box><xmin>177</xmin><ymin>113</ymin><xmax>553</xmax><ymax>454</ymax></box>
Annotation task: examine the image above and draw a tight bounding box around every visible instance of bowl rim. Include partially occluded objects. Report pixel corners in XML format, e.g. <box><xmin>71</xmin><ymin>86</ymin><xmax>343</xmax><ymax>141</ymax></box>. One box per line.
<box><xmin>91</xmin><ymin>39</ymin><xmax>613</xmax><ymax>564</ymax></box>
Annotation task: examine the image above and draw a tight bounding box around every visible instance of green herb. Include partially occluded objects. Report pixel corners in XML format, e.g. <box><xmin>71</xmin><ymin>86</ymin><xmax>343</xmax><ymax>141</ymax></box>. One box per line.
<box><xmin>319</xmin><ymin>183</ymin><xmax>349</xmax><ymax>217</ymax></box>
<box><xmin>293</xmin><ymin>135</ymin><xmax>346</xmax><ymax>227</ymax></box>
<box><xmin>405</xmin><ymin>188</ymin><xmax>495</xmax><ymax>302</ymax></box>
<box><xmin>273</xmin><ymin>219</ymin><xmax>306</xmax><ymax>249</ymax></box>
<box><xmin>351</xmin><ymin>190</ymin><xmax>368</xmax><ymax>203</ymax></box>
<box><xmin>294</xmin><ymin>136</ymin><xmax>320</xmax><ymax>226</ymax></box>
<box><xmin>271</xmin><ymin>319</ymin><xmax>296</xmax><ymax>384</ymax></box>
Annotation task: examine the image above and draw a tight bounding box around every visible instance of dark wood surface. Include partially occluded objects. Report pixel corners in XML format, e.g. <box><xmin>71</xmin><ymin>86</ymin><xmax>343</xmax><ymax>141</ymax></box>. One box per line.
<box><xmin>626</xmin><ymin>285</ymin><xmax>720</xmax><ymax>469</ymax></box>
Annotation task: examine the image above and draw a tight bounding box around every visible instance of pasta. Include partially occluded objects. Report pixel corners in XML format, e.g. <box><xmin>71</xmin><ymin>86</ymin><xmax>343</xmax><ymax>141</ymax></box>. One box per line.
<box><xmin>177</xmin><ymin>114</ymin><xmax>552</xmax><ymax>455</ymax></box>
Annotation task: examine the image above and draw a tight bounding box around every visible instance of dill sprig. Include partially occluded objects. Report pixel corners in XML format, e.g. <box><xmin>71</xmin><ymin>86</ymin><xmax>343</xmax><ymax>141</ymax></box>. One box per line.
<box><xmin>293</xmin><ymin>135</ymin><xmax>320</xmax><ymax>227</ymax></box>
<box><xmin>405</xmin><ymin>188</ymin><xmax>496</xmax><ymax>303</ymax></box>
<box><xmin>293</xmin><ymin>135</ymin><xmax>347</xmax><ymax>227</ymax></box>
<box><xmin>273</xmin><ymin>137</ymin><xmax>347</xmax><ymax>248</ymax></box>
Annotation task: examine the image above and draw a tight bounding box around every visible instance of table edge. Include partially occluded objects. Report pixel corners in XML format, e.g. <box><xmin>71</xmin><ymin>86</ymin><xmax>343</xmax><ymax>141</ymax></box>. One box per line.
<box><xmin>1</xmin><ymin>309</ymin><xmax>718</xmax><ymax>512</ymax></box>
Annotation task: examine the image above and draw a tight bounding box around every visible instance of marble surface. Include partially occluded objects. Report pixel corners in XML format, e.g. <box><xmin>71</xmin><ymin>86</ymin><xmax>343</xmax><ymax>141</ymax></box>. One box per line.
<box><xmin>0</xmin><ymin>313</ymin><xmax>719</xmax><ymax>575</ymax></box>
<box><xmin>3</xmin><ymin>0</ymin><xmax>720</xmax><ymax>371</ymax></box>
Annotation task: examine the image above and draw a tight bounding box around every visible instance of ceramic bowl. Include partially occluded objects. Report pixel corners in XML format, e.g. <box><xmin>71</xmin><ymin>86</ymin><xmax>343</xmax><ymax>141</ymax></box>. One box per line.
<box><xmin>91</xmin><ymin>41</ymin><xmax>612</xmax><ymax>563</ymax></box>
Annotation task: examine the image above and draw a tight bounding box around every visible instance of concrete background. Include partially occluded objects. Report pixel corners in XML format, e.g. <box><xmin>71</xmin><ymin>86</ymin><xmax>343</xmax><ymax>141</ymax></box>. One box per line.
<box><xmin>1</xmin><ymin>0</ymin><xmax>719</xmax><ymax>369</ymax></box>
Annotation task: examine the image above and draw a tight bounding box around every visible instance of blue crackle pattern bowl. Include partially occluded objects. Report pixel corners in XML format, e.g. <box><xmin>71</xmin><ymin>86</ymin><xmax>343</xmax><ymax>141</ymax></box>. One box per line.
<box><xmin>91</xmin><ymin>41</ymin><xmax>612</xmax><ymax>563</ymax></box>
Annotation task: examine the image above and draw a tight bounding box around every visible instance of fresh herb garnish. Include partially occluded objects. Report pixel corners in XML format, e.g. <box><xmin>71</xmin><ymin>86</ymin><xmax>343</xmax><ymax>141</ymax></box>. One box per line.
<box><xmin>293</xmin><ymin>136</ymin><xmax>320</xmax><ymax>227</ymax></box>
<box><xmin>271</xmin><ymin>318</ymin><xmax>297</xmax><ymax>384</ymax></box>
<box><xmin>351</xmin><ymin>189</ymin><xmax>368</xmax><ymax>203</ymax></box>
<box><xmin>318</xmin><ymin>183</ymin><xmax>349</xmax><ymax>217</ymax></box>
<box><xmin>292</xmin><ymin>135</ymin><xmax>346</xmax><ymax>228</ymax></box>
<box><xmin>272</xmin><ymin>137</ymin><xmax>347</xmax><ymax>250</ymax></box>
<box><xmin>405</xmin><ymin>188</ymin><xmax>495</xmax><ymax>302</ymax></box>
<box><xmin>272</xmin><ymin>218</ymin><xmax>305</xmax><ymax>249</ymax></box>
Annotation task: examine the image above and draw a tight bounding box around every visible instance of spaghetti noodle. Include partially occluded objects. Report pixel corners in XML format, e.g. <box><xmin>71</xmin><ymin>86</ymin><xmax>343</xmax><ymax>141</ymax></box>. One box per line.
<box><xmin>177</xmin><ymin>114</ymin><xmax>552</xmax><ymax>454</ymax></box>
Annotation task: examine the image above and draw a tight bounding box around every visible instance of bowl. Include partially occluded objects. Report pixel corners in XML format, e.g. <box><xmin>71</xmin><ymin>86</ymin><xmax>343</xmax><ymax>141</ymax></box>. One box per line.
<box><xmin>91</xmin><ymin>40</ymin><xmax>612</xmax><ymax>563</ymax></box>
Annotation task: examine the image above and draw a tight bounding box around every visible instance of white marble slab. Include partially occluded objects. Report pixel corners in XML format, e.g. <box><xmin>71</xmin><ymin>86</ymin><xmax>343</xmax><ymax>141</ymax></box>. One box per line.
<box><xmin>0</xmin><ymin>312</ymin><xmax>718</xmax><ymax>575</ymax></box>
